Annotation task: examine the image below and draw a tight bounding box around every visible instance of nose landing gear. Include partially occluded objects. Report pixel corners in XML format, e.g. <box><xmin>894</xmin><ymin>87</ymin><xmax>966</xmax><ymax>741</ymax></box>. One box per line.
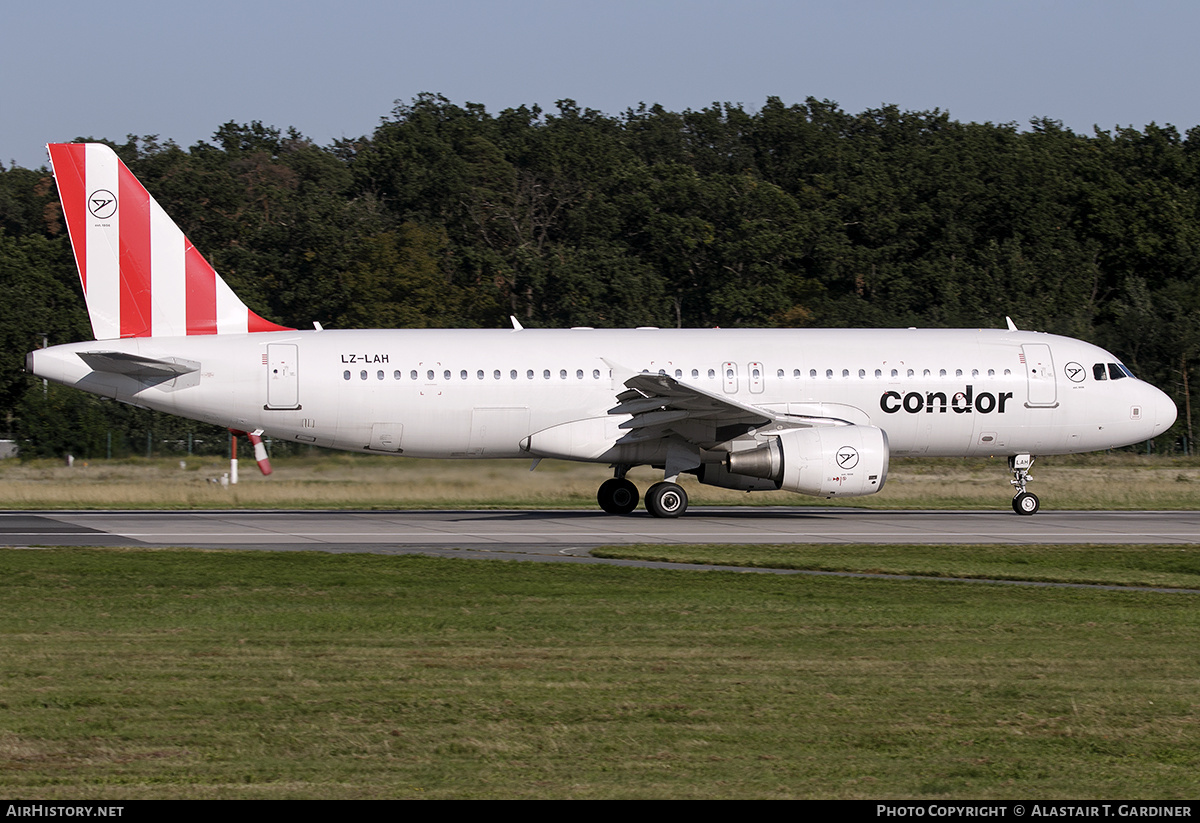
<box><xmin>1009</xmin><ymin>454</ymin><xmax>1039</xmax><ymax>515</ymax></box>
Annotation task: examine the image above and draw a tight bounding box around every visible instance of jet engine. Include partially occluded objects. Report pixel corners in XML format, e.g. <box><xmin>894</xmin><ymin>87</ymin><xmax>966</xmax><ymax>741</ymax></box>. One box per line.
<box><xmin>725</xmin><ymin>425</ymin><xmax>889</xmax><ymax>498</ymax></box>
<box><xmin>694</xmin><ymin>462</ymin><xmax>781</xmax><ymax>492</ymax></box>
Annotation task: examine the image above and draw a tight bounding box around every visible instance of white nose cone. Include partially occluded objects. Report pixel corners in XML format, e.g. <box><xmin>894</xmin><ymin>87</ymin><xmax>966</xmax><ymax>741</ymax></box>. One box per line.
<box><xmin>1153</xmin><ymin>384</ymin><xmax>1178</xmax><ymax>434</ymax></box>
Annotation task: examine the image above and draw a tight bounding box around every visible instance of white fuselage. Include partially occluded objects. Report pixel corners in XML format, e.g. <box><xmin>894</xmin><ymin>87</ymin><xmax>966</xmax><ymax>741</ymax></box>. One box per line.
<box><xmin>29</xmin><ymin>327</ymin><xmax>1176</xmax><ymax>463</ymax></box>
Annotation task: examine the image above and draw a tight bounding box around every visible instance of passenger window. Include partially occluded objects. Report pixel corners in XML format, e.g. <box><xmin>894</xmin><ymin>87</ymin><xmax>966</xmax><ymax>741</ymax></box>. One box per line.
<box><xmin>826</xmin><ymin>369</ymin><xmax>833</xmax><ymax>379</ymax></box>
<box><xmin>494</xmin><ymin>370</ymin><xmax>501</xmax><ymax>380</ymax></box>
<box><xmin>510</xmin><ymin>370</ymin><xmax>517</xmax><ymax>380</ymax></box>
<box><xmin>691</xmin><ymin>369</ymin><xmax>700</xmax><ymax>379</ymax></box>
<box><xmin>444</xmin><ymin>370</ymin><xmax>451</xmax><ymax>380</ymax></box>
<box><xmin>377</xmin><ymin>370</ymin><xmax>384</xmax><ymax>380</ymax></box>
<box><xmin>343</xmin><ymin>370</ymin><xmax>351</xmax><ymax>381</ymax></box>
<box><xmin>842</xmin><ymin>369</ymin><xmax>850</xmax><ymax>378</ymax></box>
<box><xmin>394</xmin><ymin>370</ymin><xmax>401</xmax><ymax>380</ymax></box>
<box><xmin>939</xmin><ymin>369</ymin><xmax>947</xmax><ymax>378</ymax></box>
<box><xmin>593</xmin><ymin>369</ymin><xmax>601</xmax><ymax>379</ymax></box>
<box><xmin>777</xmin><ymin>369</ymin><xmax>784</xmax><ymax>379</ymax></box>
<box><xmin>858</xmin><ymin>369</ymin><xmax>865</xmax><ymax>379</ymax></box>
<box><xmin>560</xmin><ymin>369</ymin><xmax>567</xmax><ymax>380</ymax></box>
<box><xmin>810</xmin><ymin>369</ymin><xmax>817</xmax><ymax>379</ymax></box>
<box><xmin>971</xmin><ymin>369</ymin><xmax>979</xmax><ymax>378</ymax></box>
<box><xmin>793</xmin><ymin>369</ymin><xmax>801</xmax><ymax>378</ymax></box>
<box><xmin>576</xmin><ymin>369</ymin><xmax>584</xmax><ymax>379</ymax></box>
<box><xmin>360</xmin><ymin>370</ymin><xmax>368</xmax><ymax>381</ymax></box>
<box><xmin>987</xmin><ymin>369</ymin><xmax>994</xmax><ymax>377</ymax></box>
<box><xmin>427</xmin><ymin>370</ymin><xmax>435</xmax><ymax>381</ymax></box>
<box><xmin>956</xmin><ymin>369</ymin><xmax>963</xmax><ymax>377</ymax></box>
<box><xmin>1093</xmin><ymin>364</ymin><xmax>1107</xmax><ymax>381</ymax></box>
<box><xmin>708</xmin><ymin>369</ymin><xmax>716</xmax><ymax>379</ymax></box>
<box><xmin>477</xmin><ymin>370</ymin><xmax>484</xmax><ymax>380</ymax></box>
<box><xmin>544</xmin><ymin>369</ymin><xmax>551</xmax><ymax>379</ymax></box>
<box><xmin>527</xmin><ymin>370</ymin><xmax>534</xmax><ymax>380</ymax></box>
<box><xmin>410</xmin><ymin>370</ymin><xmax>418</xmax><ymax>380</ymax></box>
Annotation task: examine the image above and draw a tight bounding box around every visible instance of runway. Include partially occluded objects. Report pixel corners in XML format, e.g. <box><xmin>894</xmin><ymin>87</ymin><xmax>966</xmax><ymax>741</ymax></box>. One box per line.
<box><xmin>5</xmin><ymin>508</ymin><xmax>1198</xmax><ymax>591</ymax></box>
<box><xmin>1</xmin><ymin>508</ymin><xmax>1196</xmax><ymax>557</ymax></box>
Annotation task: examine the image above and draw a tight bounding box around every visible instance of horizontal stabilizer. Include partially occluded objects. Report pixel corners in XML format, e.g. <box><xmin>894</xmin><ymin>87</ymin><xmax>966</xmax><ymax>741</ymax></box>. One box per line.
<box><xmin>78</xmin><ymin>351</ymin><xmax>199</xmax><ymax>379</ymax></box>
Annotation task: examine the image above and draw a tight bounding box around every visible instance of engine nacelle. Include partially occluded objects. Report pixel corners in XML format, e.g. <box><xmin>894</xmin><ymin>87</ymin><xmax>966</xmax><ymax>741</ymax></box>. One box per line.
<box><xmin>725</xmin><ymin>426</ymin><xmax>889</xmax><ymax>498</ymax></box>
<box><xmin>694</xmin><ymin>462</ymin><xmax>781</xmax><ymax>492</ymax></box>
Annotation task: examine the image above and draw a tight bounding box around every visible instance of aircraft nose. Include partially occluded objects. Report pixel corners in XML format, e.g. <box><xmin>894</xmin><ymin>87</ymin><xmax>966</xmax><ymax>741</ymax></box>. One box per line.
<box><xmin>1147</xmin><ymin>383</ymin><xmax>1177</xmax><ymax>435</ymax></box>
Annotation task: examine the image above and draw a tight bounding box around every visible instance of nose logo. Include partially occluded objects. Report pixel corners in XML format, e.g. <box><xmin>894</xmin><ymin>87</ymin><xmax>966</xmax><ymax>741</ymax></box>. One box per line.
<box><xmin>1065</xmin><ymin>362</ymin><xmax>1085</xmax><ymax>382</ymax></box>
<box><xmin>836</xmin><ymin>447</ymin><xmax>859</xmax><ymax>469</ymax></box>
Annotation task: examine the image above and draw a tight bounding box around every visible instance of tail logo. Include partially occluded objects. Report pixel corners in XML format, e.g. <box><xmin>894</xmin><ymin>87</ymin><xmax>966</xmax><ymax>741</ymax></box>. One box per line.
<box><xmin>88</xmin><ymin>190</ymin><xmax>117</xmax><ymax>219</ymax></box>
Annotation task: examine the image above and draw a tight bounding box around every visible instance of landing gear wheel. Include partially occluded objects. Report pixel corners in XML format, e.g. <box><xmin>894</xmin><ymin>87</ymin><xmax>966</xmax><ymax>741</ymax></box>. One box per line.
<box><xmin>645</xmin><ymin>481</ymin><xmax>688</xmax><ymax>518</ymax></box>
<box><xmin>597</xmin><ymin>478</ymin><xmax>639</xmax><ymax>514</ymax></box>
<box><xmin>1013</xmin><ymin>492</ymin><xmax>1040</xmax><ymax>516</ymax></box>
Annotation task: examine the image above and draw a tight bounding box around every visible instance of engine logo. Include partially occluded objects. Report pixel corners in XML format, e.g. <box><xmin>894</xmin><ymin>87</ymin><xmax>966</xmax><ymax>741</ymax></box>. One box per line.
<box><xmin>836</xmin><ymin>446</ymin><xmax>859</xmax><ymax>469</ymax></box>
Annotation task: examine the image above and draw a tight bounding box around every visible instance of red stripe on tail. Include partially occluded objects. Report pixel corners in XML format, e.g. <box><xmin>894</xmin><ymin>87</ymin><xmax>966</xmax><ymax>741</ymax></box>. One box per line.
<box><xmin>184</xmin><ymin>242</ymin><xmax>218</xmax><ymax>335</ymax></box>
<box><xmin>48</xmin><ymin>145</ymin><xmax>88</xmax><ymax>292</ymax></box>
<box><xmin>248</xmin><ymin>309</ymin><xmax>292</xmax><ymax>333</ymax></box>
<box><xmin>118</xmin><ymin>163</ymin><xmax>153</xmax><ymax>337</ymax></box>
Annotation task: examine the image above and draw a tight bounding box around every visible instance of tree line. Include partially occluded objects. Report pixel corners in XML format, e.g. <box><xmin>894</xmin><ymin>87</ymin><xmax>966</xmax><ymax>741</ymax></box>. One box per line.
<box><xmin>1</xmin><ymin>94</ymin><xmax>1197</xmax><ymax>457</ymax></box>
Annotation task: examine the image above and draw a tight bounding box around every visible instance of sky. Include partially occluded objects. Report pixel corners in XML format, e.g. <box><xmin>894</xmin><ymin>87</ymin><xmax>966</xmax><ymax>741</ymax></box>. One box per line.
<box><xmin>3</xmin><ymin>0</ymin><xmax>1199</xmax><ymax>170</ymax></box>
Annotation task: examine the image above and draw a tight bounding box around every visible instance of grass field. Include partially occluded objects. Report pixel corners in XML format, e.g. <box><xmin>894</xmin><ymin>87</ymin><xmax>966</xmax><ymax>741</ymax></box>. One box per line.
<box><xmin>2</xmin><ymin>453</ymin><xmax>1197</xmax><ymax>798</ymax></box>
<box><xmin>1</xmin><ymin>547</ymin><xmax>1199</xmax><ymax>799</ymax></box>
<box><xmin>1</xmin><ymin>451</ymin><xmax>1198</xmax><ymax>510</ymax></box>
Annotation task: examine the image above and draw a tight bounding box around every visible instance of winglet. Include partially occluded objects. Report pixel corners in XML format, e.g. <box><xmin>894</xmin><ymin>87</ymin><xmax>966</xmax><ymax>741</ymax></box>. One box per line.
<box><xmin>1005</xmin><ymin>316</ymin><xmax>1019</xmax><ymax>331</ymax></box>
<box><xmin>510</xmin><ymin>316</ymin><xmax>524</xmax><ymax>331</ymax></box>
<box><xmin>47</xmin><ymin>143</ymin><xmax>293</xmax><ymax>340</ymax></box>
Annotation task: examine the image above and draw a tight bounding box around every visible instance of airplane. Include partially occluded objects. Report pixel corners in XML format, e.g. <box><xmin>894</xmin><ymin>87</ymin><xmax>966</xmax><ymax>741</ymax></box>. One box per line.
<box><xmin>26</xmin><ymin>143</ymin><xmax>1178</xmax><ymax>517</ymax></box>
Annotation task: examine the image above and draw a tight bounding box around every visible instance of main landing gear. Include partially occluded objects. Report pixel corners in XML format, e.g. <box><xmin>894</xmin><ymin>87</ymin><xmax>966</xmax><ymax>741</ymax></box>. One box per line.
<box><xmin>596</xmin><ymin>467</ymin><xmax>689</xmax><ymax>518</ymax></box>
<box><xmin>1009</xmin><ymin>454</ymin><xmax>1039</xmax><ymax>515</ymax></box>
<box><xmin>645</xmin><ymin>481</ymin><xmax>688</xmax><ymax>518</ymax></box>
<box><xmin>597</xmin><ymin>476</ymin><xmax>639</xmax><ymax>514</ymax></box>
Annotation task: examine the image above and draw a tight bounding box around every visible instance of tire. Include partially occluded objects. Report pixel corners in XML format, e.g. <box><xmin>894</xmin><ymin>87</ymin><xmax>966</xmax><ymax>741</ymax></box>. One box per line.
<box><xmin>1012</xmin><ymin>492</ymin><xmax>1040</xmax><ymax>516</ymax></box>
<box><xmin>645</xmin><ymin>481</ymin><xmax>688</xmax><ymax>518</ymax></box>
<box><xmin>598</xmin><ymin>478</ymin><xmax>639</xmax><ymax>514</ymax></box>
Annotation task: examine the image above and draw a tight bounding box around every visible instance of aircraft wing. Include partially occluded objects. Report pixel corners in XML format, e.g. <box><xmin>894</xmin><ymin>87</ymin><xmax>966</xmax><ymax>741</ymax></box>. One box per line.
<box><xmin>608</xmin><ymin>370</ymin><xmax>849</xmax><ymax>452</ymax></box>
<box><xmin>609</xmin><ymin>372</ymin><xmax>772</xmax><ymax>444</ymax></box>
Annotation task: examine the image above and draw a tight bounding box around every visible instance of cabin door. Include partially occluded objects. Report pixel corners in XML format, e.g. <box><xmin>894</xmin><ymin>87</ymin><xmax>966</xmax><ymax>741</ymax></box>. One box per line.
<box><xmin>1022</xmin><ymin>344</ymin><xmax>1057</xmax><ymax>408</ymax></box>
<box><xmin>266</xmin><ymin>344</ymin><xmax>300</xmax><ymax>409</ymax></box>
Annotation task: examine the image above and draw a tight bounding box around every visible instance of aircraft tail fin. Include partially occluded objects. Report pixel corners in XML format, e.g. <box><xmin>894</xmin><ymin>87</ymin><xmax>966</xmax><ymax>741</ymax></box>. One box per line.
<box><xmin>46</xmin><ymin>142</ymin><xmax>292</xmax><ymax>340</ymax></box>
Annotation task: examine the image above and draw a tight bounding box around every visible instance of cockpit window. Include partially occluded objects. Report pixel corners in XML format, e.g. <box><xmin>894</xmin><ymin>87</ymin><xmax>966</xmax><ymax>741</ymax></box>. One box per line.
<box><xmin>1096</xmin><ymin>362</ymin><xmax>1134</xmax><ymax>381</ymax></box>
